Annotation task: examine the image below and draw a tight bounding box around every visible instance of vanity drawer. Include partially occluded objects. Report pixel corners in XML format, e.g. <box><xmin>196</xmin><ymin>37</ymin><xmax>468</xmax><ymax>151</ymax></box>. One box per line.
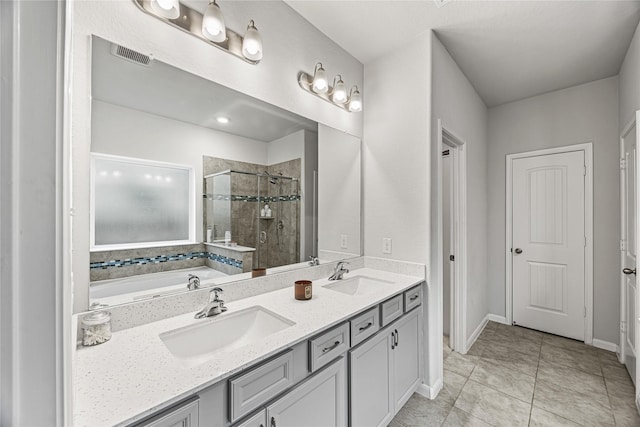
<box><xmin>136</xmin><ymin>397</ymin><xmax>199</xmax><ymax>427</ymax></box>
<box><xmin>404</xmin><ymin>285</ymin><xmax>423</xmax><ymax>312</ymax></box>
<box><xmin>308</xmin><ymin>322</ymin><xmax>349</xmax><ymax>372</ymax></box>
<box><xmin>350</xmin><ymin>307</ymin><xmax>380</xmax><ymax>347</ymax></box>
<box><xmin>229</xmin><ymin>350</ymin><xmax>294</xmax><ymax>423</ymax></box>
<box><xmin>380</xmin><ymin>295</ymin><xmax>403</xmax><ymax>327</ymax></box>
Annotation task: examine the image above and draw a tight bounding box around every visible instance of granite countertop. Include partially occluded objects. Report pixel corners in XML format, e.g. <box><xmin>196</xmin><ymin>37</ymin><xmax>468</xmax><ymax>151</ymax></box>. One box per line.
<box><xmin>73</xmin><ymin>267</ymin><xmax>423</xmax><ymax>427</ymax></box>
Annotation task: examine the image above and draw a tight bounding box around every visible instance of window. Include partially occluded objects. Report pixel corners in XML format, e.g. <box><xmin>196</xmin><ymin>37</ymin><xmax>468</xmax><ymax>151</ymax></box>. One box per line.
<box><xmin>91</xmin><ymin>154</ymin><xmax>195</xmax><ymax>249</ymax></box>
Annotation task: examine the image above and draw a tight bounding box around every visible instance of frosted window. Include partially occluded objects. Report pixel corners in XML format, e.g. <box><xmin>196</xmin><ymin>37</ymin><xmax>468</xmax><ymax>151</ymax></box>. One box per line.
<box><xmin>92</xmin><ymin>155</ymin><xmax>192</xmax><ymax>247</ymax></box>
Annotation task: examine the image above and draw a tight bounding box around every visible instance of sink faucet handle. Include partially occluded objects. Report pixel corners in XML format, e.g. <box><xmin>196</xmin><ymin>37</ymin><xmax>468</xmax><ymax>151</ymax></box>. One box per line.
<box><xmin>211</xmin><ymin>287</ymin><xmax>223</xmax><ymax>301</ymax></box>
<box><xmin>335</xmin><ymin>261</ymin><xmax>349</xmax><ymax>271</ymax></box>
<box><xmin>309</xmin><ymin>256</ymin><xmax>320</xmax><ymax>266</ymax></box>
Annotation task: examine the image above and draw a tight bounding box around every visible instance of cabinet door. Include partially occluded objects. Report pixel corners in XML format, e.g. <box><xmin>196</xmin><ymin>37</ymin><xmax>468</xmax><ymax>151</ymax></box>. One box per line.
<box><xmin>266</xmin><ymin>357</ymin><xmax>347</xmax><ymax>427</ymax></box>
<box><xmin>349</xmin><ymin>330</ymin><xmax>393</xmax><ymax>427</ymax></box>
<box><xmin>392</xmin><ymin>309</ymin><xmax>421</xmax><ymax>410</ymax></box>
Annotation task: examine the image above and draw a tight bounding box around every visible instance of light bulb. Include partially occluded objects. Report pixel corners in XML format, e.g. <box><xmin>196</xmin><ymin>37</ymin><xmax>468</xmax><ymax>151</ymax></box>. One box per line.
<box><xmin>242</xmin><ymin>20</ymin><xmax>263</xmax><ymax>61</ymax></box>
<box><xmin>150</xmin><ymin>0</ymin><xmax>180</xmax><ymax>19</ymax></box>
<box><xmin>348</xmin><ymin>86</ymin><xmax>362</xmax><ymax>112</ymax></box>
<box><xmin>332</xmin><ymin>76</ymin><xmax>347</xmax><ymax>104</ymax></box>
<box><xmin>202</xmin><ymin>0</ymin><xmax>226</xmax><ymax>43</ymax></box>
<box><xmin>312</xmin><ymin>64</ymin><xmax>328</xmax><ymax>94</ymax></box>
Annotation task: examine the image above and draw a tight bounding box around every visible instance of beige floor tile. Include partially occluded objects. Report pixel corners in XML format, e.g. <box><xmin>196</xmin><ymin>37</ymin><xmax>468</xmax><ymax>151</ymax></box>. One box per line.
<box><xmin>469</xmin><ymin>358</ymin><xmax>535</xmax><ymax>402</ymax></box>
<box><xmin>493</xmin><ymin>323</ymin><xmax>544</xmax><ymax>342</ymax></box>
<box><xmin>444</xmin><ymin>351</ymin><xmax>479</xmax><ymax>377</ymax></box>
<box><xmin>443</xmin><ymin>368</ymin><xmax>468</xmax><ymax>399</ymax></box>
<box><xmin>611</xmin><ymin>403</ymin><xmax>640</xmax><ymax>427</ymax></box>
<box><xmin>540</xmin><ymin>342</ymin><xmax>602</xmax><ymax>376</ymax></box>
<box><xmin>602</xmin><ymin>363</ymin><xmax>633</xmax><ymax>382</ymax></box>
<box><xmin>454</xmin><ymin>380</ymin><xmax>531</xmax><ymax>427</ymax></box>
<box><xmin>529</xmin><ymin>406</ymin><xmax>581</xmax><ymax>426</ymax></box>
<box><xmin>542</xmin><ymin>333</ymin><xmax>600</xmax><ymax>356</ymax></box>
<box><xmin>442</xmin><ymin>407</ymin><xmax>492</xmax><ymax>427</ymax></box>
<box><xmin>481</xmin><ymin>341</ymin><xmax>539</xmax><ymax>377</ymax></box>
<box><xmin>466</xmin><ymin>340</ymin><xmax>488</xmax><ymax>357</ymax></box>
<box><xmin>533</xmin><ymin>379</ymin><xmax>615</xmax><ymax>426</ymax></box>
<box><xmin>597</xmin><ymin>349</ymin><xmax>622</xmax><ymax>367</ymax></box>
<box><xmin>484</xmin><ymin>321</ymin><xmax>499</xmax><ymax>331</ymax></box>
<box><xmin>536</xmin><ymin>360</ymin><xmax>608</xmax><ymax>404</ymax></box>
<box><xmin>484</xmin><ymin>332</ymin><xmax>542</xmax><ymax>355</ymax></box>
<box><xmin>605</xmin><ymin>376</ymin><xmax>635</xmax><ymax>401</ymax></box>
<box><xmin>392</xmin><ymin>391</ymin><xmax>454</xmax><ymax>427</ymax></box>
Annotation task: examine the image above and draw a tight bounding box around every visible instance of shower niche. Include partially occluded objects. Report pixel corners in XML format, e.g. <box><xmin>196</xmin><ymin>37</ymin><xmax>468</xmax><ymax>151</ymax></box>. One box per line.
<box><xmin>203</xmin><ymin>156</ymin><xmax>303</xmax><ymax>271</ymax></box>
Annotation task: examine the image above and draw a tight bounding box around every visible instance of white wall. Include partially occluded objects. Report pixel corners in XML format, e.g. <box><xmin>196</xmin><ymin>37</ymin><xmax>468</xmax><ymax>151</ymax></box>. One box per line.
<box><xmin>70</xmin><ymin>0</ymin><xmax>363</xmax><ymax>314</ymax></box>
<box><xmin>620</xmin><ymin>21</ymin><xmax>640</xmax><ymax>132</ymax></box>
<box><xmin>318</xmin><ymin>124</ymin><xmax>361</xmax><ymax>256</ymax></box>
<box><xmin>431</xmin><ymin>36</ymin><xmax>489</xmax><ymax>347</ymax></box>
<box><xmin>363</xmin><ymin>33</ymin><xmax>434</xmax><ymax>387</ymax></box>
<box><xmin>487</xmin><ymin>77</ymin><xmax>620</xmax><ymax>344</ymax></box>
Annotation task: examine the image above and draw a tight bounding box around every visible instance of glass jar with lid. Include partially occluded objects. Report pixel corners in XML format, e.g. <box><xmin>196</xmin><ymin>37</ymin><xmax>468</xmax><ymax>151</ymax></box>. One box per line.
<box><xmin>81</xmin><ymin>310</ymin><xmax>112</xmax><ymax>346</ymax></box>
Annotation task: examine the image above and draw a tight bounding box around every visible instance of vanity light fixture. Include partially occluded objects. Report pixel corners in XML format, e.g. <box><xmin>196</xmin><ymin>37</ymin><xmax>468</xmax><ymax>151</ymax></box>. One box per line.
<box><xmin>133</xmin><ymin>0</ymin><xmax>262</xmax><ymax>64</ymax></box>
<box><xmin>149</xmin><ymin>0</ymin><xmax>180</xmax><ymax>19</ymax></box>
<box><xmin>242</xmin><ymin>20</ymin><xmax>263</xmax><ymax>61</ymax></box>
<box><xmin>202</xmin><ymin>0</ymin><xmax>226</xmax><ymax>43</ymax></box>
<box><xmin>298</xmin><ymin>64</ymin><xmax>362</xmax><ymax>112</ymax></box>
<box><xmin>348</xmin><ymin>86</ymin><xmax>362</xmax><ymax>112</ymax></box>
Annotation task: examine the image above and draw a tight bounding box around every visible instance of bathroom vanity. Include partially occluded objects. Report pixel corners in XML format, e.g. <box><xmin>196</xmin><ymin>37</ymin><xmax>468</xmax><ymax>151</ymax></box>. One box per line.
<box><xmin>73</xmin><ymin>265</ymin><xmax>425</xmax><ymax>427</ymax></box>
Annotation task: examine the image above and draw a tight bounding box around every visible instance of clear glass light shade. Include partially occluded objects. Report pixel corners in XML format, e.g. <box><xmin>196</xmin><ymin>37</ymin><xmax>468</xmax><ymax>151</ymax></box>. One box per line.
<box><xmin>348</xmin><ymin>87</ymin><xmax>362</xmax><ymax>112</ymax></box>
<box><xmin>202</xmin><ymin>0</ymin><xmax>226</xmax><ymax>43</ymax></box>
<box><xmin>312</xmin><ymin>65</ymin><xmax>328</xmax><ymax>94</ymax></box>
<box><xmin>242</xmin><ymin>21</ymin><xmax>263</xmax><ymax>61</ymax></box>
<box><xmin>332</xmin><ymin>78</ymin><xmax>347</xmax><ymax>104</ymax></box>
<box><xmin>150</xmin><ymin>0</ymin><xmax>180</xmax><ymax>19</ymax></box>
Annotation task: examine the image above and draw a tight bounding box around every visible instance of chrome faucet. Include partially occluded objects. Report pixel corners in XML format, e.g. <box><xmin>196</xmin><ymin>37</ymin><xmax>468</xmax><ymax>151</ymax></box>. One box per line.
<box><xmin>194</xmin><ymin>287</ymin><xmax>227</xmax><ymax>319</ymax></box>
<box><xmin>187</xmin><ymin>274</ymin><xmax>200</xmax><ymax>290</ymax></box>
<box><xmin>309</xmin><ymin>256</ymin><xmax>320</xmax><ymax>266</ymax></box>
<box><xmin>329</xmin><ymin>261</ymin><xmax>350</xmax><ymax>280</ymax></box>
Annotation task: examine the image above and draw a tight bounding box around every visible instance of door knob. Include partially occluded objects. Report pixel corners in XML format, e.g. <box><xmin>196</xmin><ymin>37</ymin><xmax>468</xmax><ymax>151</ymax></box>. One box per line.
<box><xmin>514</xmin><ymin>248</ymin><xmax>523</xmax><ymax>254</ymax></box>
<box><xmin>623</xmin><ymin>268</ymin><xmax>636</xmax><ymax>275</ymax></box>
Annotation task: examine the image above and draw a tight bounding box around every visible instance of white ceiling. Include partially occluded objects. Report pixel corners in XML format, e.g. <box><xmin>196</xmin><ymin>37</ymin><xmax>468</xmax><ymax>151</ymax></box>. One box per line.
<box><xmin>285</xmin><ymin>0</ymin><xmax>640</xmax><ymax>107</ymax></box>
<box><xmin>92</xmin><ymin>36</ymin><xmax>316</xmax><ymax>142</ymax></box>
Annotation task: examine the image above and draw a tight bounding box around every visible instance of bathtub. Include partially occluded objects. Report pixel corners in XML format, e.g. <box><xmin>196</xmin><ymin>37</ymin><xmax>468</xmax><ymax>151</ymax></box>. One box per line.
<box><xmin>89</xmin><ymin>266</ymin><xmax>227</xmax><ymax>307</ymax></box>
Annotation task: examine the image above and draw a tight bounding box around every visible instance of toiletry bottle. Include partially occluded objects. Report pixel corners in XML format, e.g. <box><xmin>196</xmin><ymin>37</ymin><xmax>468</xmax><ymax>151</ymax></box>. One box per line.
<box><xmin>225</xmin><ymin>230</ymin><xmax>231</xmax><ymax>246</ymax></box>
<box><xmin>206</xmin><ymin>226</ymin><xmax>212</xmax><ymax>243</ymax></box>
<box><xmin>260</xmin><ymin>206</ymin><xmax>265</xmax><ymax>217</ymax></box>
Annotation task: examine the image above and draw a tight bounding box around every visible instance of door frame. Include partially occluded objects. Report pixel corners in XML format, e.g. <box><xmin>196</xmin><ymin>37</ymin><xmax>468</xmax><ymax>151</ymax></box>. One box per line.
<box><xmin>436</xmin><ymin>120</ymin><xmax>467</xmax><ymax>353</ymax></box>
<box><xmin>505</xmin><ymin>142</ymin><xmax>594</xmax><ymax>344</ymax></box>
<box><xmin>619</xmin><ymin>113</ymin><xmax>639</xmax><ymax>387</ymax></box>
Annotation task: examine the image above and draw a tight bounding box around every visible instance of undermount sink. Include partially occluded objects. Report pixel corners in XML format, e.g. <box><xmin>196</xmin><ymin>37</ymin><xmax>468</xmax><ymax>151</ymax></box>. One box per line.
<box><xmin>160</xmin><ymin>306</ymin><xmax>295</xmax><ymax>365</ymax></box>
<box><xmin>322</xmin><ymin>275</ymin><xmax>394</xmax><ymax>296</ymax></box>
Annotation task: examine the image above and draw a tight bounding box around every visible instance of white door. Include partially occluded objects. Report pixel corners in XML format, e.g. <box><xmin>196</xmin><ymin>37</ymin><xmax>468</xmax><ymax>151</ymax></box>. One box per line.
<box><xmin>512</xmin><ymin>150</ymin><xmax>586</xmax><ymax>340</ymax></box>
<box><xmin>443</xmin><ymin>152</ymin><xmax>453</xmax><ymax>339</ymax></box>
<box><xmin>621</xmin><ymin>116</ymin><xmax>638</xmax><ymax>384</ymax></box>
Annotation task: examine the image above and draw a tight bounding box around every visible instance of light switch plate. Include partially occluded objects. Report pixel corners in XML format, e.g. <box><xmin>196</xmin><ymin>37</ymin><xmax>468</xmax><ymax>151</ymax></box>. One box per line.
<box><xmin>382</xmin><ymin>238</ymin><xmax>392</xmax><ymax>254</ymax></box>
<box><xmin>340</xmin><ymin>234</ymin><xmax>348</xmax><ymax>249</ymax></box>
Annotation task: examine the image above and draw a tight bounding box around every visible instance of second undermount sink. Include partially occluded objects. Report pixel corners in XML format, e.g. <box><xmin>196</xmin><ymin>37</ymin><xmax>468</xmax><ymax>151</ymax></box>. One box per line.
<box><xmin>323</xmin><ymin>275</ymin><xmax>394</xmax><ymax>296</ymax></box>
<box><xmin>160</xmin><ymin>306</ymin><xmax>295</xmax><ymax>365</ymax></box>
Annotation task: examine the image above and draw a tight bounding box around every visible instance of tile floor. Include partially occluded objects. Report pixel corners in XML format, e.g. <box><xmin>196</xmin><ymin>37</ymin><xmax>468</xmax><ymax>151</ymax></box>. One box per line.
<box><xmin>390</xmin><ymin>321</ymin><xmax>640</xmax><ymax>426</ymax></box>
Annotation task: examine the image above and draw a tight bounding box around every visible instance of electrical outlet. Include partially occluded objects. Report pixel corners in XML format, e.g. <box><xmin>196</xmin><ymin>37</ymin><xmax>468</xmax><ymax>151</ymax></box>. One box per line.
<box><xmin>340</xmin><ymin>234</ymin><xmax>348</xmax><ymax>249</ymax></box>
<box><xmin>382</xmin><ymin>238</ymin><xmax>392</xmax><ymax>254</ymax></box>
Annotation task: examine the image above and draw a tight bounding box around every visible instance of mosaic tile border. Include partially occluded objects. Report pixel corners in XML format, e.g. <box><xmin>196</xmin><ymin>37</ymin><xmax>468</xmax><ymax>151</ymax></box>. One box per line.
<box><xmin>205</xmin><ymin>194</ymin><xmax>301</xmax><ymax>202</ymax></box>
<box><xmin>90</xmin><ymin>251</ymin><xmax>243</xmax><ymax>270</ymax></box>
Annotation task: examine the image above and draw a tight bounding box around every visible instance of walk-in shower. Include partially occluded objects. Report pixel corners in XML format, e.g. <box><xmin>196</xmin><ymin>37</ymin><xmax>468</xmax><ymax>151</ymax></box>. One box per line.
<box><xmin>204</xmin><ymin>169</ymin><xmax>301</xmax><ymax>269</ymax></box>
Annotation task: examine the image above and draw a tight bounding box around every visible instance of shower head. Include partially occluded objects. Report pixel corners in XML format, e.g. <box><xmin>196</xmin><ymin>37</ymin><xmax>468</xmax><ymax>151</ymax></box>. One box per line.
<box><xmin>263</xmin><ymin>171</ymin><xmax>279</xmax><ymax>184</ymax></box>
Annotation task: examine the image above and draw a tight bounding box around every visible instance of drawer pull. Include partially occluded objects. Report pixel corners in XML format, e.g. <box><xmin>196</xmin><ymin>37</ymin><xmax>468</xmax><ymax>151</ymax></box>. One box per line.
<box><xmin>409</xmin><ymin>294</ymin><xmax>419</xmax><ymax>301</ymax></box>
<box><xmin>271</xmin><ymin>416</ymin><xmax>276</xmax><ymax>427</ymax></box>
<box><xmin>322</xmin><ymin>340</ymin><xmax>341</xmax><ymax>353</ymax></box>
<box><xmin>358</xmin><ymin>322</ymin><xmax>373</xmax><ymax>332</ymax></box>
<box><xmin>395</xmin><ymin>329</ymin><xmax>399</xmax><ymax>346</ymax></box>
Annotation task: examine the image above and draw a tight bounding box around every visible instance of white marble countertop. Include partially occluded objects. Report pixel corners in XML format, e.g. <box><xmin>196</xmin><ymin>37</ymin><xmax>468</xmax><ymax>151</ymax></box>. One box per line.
<box><xmin>73</xmin><ymin>267</ymin><xmax>423</xmax><ymax>427</ymax></box>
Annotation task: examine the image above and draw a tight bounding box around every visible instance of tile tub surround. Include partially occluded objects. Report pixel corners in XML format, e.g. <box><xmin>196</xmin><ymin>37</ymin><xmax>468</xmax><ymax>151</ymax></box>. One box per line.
<box><xmin>72</xmin><ymin>266</ymin><xmax>424</xmax><ymax>427</ymax></box>
<box><xmin>391</xmin><ymin>322</ymin><xmax>640</xmax><ymax>427</ymax></box>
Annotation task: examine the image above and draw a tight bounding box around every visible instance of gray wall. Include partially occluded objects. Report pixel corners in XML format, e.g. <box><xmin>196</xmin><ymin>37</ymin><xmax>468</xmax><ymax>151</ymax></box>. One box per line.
<box><xmin>432</xmin><ymin>35</ymin><xmax>490</xmax><ymax>345</ymax></box>
<box><xmin>487</xmin><ymin>76</ymin><xmax>620</xmax><ymax>344</ymax></box>
<box><xmin>620</xmin><ymin>19</ymin><xmax>640</xmax><ymax>133</ymax></box>
<box><xmin>1</xmin><ymin>1</ymin><xmax>66</xmax><ymax>425</ymax></box>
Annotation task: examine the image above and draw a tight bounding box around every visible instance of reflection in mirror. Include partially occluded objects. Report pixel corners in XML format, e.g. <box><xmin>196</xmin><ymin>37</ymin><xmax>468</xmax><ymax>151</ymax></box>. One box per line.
<box><xmin>87</xmin><ymin>35</ymin><xmax>360</xmax><ymax>309</ymax></box>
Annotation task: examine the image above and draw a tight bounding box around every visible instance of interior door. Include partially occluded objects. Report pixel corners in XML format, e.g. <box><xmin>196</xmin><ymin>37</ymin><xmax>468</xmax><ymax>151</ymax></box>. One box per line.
<box><xmin>621</xmin><ymin>115</ymin><xmax>638</xmax><ymax>384</ymax></box>
<box><xmin>512</xmin><ymin>150</ymin><xmax>585</xmax><ymax>340</ymax></box>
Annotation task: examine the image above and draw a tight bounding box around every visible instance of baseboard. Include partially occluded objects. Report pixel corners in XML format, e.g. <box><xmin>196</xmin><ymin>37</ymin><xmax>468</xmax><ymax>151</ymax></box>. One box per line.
<box><xmin>592</xmin><ymin>339</ymin><xmax>618</xmax><ymax>353</ymax></box>
<box><xmin>465</xmin><ymin>315</ymin><xmax>490</xmax><ymax>353</ymax></box>
<box><xmin>416</xmin><ymin>378</ymin><xmax>442</xmax><ymax>400</ymax></box>
<box><xmin>486</xmin><ymin>314</ymin><xmax>508</xmax><ymax>324</ymax></box>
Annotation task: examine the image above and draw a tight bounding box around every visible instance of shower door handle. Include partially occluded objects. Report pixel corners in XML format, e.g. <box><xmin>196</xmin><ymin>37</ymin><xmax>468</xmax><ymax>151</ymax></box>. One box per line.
<box><xmin>260</xmin><ymin>231</ymin><xmax>267</xmax><ymax>244</ymax></box>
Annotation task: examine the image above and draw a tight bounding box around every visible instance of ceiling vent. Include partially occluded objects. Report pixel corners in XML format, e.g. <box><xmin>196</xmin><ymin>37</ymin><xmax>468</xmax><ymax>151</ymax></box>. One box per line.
<box><xmin>110</xmin><ymin>43</ymin><xmax>153</xmax><ymax>67</ymax></box>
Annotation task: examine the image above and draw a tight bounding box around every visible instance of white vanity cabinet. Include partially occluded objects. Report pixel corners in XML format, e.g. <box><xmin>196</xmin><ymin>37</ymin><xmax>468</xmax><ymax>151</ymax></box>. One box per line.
<box><xmin>349</xmin><ymin>307</ymin><xmax>421</xmax><ymax>427</ymax></box>
<box><xmin>136</xmin><ymin>398</ymin><xmax>199</xmax><ymax>427</ymax></box>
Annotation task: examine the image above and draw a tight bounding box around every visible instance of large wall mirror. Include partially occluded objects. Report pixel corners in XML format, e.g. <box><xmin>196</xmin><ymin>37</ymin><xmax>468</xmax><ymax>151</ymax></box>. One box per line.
<box><xmin>85</xmin><ymin>35</ymin><xmax>361</xmax><ymax>310</ymax></box>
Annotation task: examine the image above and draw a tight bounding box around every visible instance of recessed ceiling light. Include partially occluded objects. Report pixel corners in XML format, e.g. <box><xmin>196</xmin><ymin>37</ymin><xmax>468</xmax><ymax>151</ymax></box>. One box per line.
<box><xmin>216</xmin><ymin>117</ymin><xmax>230</xmax><ymax>124</ymax></box>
